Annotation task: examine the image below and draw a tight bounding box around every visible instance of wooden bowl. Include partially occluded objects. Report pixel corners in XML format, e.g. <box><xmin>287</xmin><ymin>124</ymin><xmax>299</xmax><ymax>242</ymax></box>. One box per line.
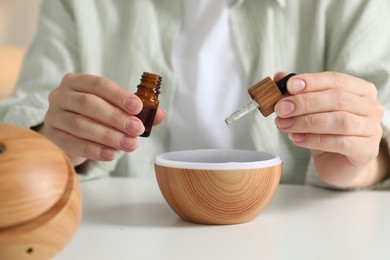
<box><xmin>0</xmin><ymin>124</ymin><xmax>82</xmax><ymax>259</ymax></box>
<box><xmin>154</xmin><ymin>149</ymin><xmax>282</xmax><ymax>225</ymax></box>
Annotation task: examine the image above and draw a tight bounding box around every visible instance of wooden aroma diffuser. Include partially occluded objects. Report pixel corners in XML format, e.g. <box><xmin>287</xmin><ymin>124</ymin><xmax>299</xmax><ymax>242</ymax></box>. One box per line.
<box><xmin>0</xmin><ymin>124</ymin><xmax>82</xmax><ymax>259</ymax></box>
<box><xmin>155</xmin><ymin>149</ymin><xmax>282</xmax><ymax>225</ymax></box>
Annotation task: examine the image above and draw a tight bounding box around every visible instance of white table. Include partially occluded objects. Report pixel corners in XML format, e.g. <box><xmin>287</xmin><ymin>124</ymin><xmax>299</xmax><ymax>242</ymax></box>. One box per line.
<box><xmin>56</xmin><ymin>177</ymin><xmax>390</xmax><ymax>260</ymax></box>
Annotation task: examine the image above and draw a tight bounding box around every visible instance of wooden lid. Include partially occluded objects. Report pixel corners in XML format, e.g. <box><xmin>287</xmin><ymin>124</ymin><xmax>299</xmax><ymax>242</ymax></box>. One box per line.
<box><xmin>248</xmin><ymin>77</ymin><xmax>283</xmax><ymax>117</ymax></box>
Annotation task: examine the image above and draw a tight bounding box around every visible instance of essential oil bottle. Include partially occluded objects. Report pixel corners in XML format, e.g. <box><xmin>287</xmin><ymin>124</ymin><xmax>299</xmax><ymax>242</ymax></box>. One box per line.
<box><xmin>135</xmin><ymin>72</ymin><xmax>162</xmax><ymax>137</ymax></box>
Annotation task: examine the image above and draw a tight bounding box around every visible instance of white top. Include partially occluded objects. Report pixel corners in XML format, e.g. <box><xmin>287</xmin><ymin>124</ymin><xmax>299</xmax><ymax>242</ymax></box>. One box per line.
<box><xmin>168</xmin><ymin>0</ymin><xmax>254</xmax><ymax>151</ymax></box>
<box><xmin>155</xmin><ymin>149</ymin><xmax>281</xmax><ymax>169</ymax></box>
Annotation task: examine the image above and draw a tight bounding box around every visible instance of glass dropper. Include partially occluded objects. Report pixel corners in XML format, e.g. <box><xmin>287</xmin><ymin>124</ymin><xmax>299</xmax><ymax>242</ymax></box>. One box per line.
<box><xmin>225</xmin><ymin>100</ymin><xmax>259</xmax><ymax>126</ymax></box>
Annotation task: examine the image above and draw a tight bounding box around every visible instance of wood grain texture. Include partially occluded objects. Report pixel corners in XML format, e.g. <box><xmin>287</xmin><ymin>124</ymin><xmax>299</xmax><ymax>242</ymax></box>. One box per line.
<box><xmin>155</xmin><ymin>164</ymin><xmax>282</xmax><ymax>225</ymax></box>
<box><xmin>0</xmin><ymin>124</ymin><xmax>82</xmax><ymax>259</ymax></box>
<box><xmin>248</xmin><ymin>77</ymin><xmax>283</xmax><ymax>117</ymax></box>
<box><xmin>0</xmin><ymin>125</ymin><xmax>68</xmax><ymax>228</ymax></box>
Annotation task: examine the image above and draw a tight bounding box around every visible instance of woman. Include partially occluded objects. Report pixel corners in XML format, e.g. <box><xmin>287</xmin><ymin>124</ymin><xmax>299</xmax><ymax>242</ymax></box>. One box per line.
<box><xmin>1</xmin><ymin>0</ymin><xmax>389</xmax><ymax>189</ymax></box>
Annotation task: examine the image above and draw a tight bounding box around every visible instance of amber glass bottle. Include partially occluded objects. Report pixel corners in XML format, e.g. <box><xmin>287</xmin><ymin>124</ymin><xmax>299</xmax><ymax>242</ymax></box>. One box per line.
<box><xmin>135</xmin><ymin>72</ymin><xmax>162</xmax><ymax>137</ymax></box>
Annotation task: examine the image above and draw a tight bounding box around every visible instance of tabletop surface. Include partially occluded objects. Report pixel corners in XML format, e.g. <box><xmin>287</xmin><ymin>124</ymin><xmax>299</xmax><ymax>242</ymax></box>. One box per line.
<box><xmin>56</xmin><ymin>177</ymin><xmax>390</xmax><ymax>260</ymax></box>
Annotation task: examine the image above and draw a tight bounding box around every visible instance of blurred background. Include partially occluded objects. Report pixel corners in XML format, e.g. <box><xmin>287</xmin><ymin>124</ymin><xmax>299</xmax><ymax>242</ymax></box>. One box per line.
<box><xmin>0</xmin><ymin>0</ymin><xmax>42</xmax><ymax>99</ymax></box>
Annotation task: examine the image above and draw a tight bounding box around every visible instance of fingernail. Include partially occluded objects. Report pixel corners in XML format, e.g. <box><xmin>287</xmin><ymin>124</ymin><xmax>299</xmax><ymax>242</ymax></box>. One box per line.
<box><xmin>126</xmin><ymin>119</ymin><xmax>145</xmax><ymax>135</ymax></box>
<box><xmin>288</xmin><ymin>133</ymin><xmax>306</xmax><ymax>143</ymax></box>
<box><xmin>275</xmin><ymin>117</ymin><xmax>294</xmax><ymax>129</ymax></box>
<box><xmin>120</xmin><ymin>136</ymin><xmax>138</xmax><ymax>150</ymax></box>
<box><xmin>126</xmin><ymin>97</ymin><xmax>142</xmax><ymax>114</ymax></box>
<box><xmin>289</xmin><ymin>78</ymin><xmax>305</xmax><ymax>93</ymax></box>
<box><xmin>275</xmin><ymin>101</ymin><xmax>295</xmax><ymax>116</ymax></box>
<box><xmin>101</xmin><ymin>147</ymin><xmax>117</xmax><ymax>160</ymax></box>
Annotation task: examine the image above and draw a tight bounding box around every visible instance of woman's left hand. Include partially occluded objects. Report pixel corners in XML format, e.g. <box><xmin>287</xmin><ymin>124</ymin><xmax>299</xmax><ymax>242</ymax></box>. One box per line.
<box><xmin>274</xmin><ymin>72</ymin><xmax>385</xmax><ymax>188</ymax></box>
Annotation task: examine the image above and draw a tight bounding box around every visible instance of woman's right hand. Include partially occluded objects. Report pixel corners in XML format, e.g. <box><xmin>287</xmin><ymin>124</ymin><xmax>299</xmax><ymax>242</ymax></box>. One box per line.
<box><xmin>38</xmin><ymin>73</ymin><xmax>165</xmax><ymax>166</ymax></box>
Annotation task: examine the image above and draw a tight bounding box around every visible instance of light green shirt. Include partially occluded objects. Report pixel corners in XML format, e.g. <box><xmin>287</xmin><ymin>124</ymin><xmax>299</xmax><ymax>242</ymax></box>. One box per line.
<box><xmin>1</xmin><ymin>0</ymin><xmax>390</xmax><ymax>189</ymax></box>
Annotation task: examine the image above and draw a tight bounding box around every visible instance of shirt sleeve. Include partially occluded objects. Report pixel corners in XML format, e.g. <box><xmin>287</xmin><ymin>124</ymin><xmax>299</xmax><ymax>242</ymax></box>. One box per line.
<box><xmin>305</xmin><ymin>0</ymin><xmax>390</xmax><ymax>190</ymax></box>
<box><xmin>0</xmin><ymin>0</ymin><xmax>119</xmax><ymax>179</ymax></box>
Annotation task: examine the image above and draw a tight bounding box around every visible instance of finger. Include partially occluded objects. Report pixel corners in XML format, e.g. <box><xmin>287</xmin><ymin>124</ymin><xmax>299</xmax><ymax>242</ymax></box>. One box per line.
<box><xmin>153</xmin><ymin>108</ymin><xmax>166</xmax><ymax>126</ymax></box>
<box><xmin>288</xmin><ymin>133</ymin><xmax>380</xmax><ymax>164</ymax></box>
<box><xmin>50</xmin><ymin>129</ymin><xmax>118</xmax><ymax>162</ymax></box>
<box><xmin>51</xmin><ymin>111</ymin><xmax>139</xmax><ymax>152</ymax></box>
<box><xmin>275</xmin><ymin>90</ymin><xmax>371</xmax><ymax>118</ymax></box>
<box><xmin>62</xmin><ymin>91</ymin><xmax>145</xmax><ymax>136</ymax></box>
<box><xmin>61</xmin><ymin>73</ymin><xmax>143</xmax><ymax>114</ymax></box>
<box><xmin>273</xmin><ymin>72</ymin><xmax>290</xmax><ymax>83</ymax></box>
<box><xmin>287</xmin><ymin>72</ymin><xmax>377</xmax><ymax>97</ymax></box>
<box><xmin>275</xmin><ymin>111</ymin><xmax>375</xmax><ymax>136</ymax></box>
